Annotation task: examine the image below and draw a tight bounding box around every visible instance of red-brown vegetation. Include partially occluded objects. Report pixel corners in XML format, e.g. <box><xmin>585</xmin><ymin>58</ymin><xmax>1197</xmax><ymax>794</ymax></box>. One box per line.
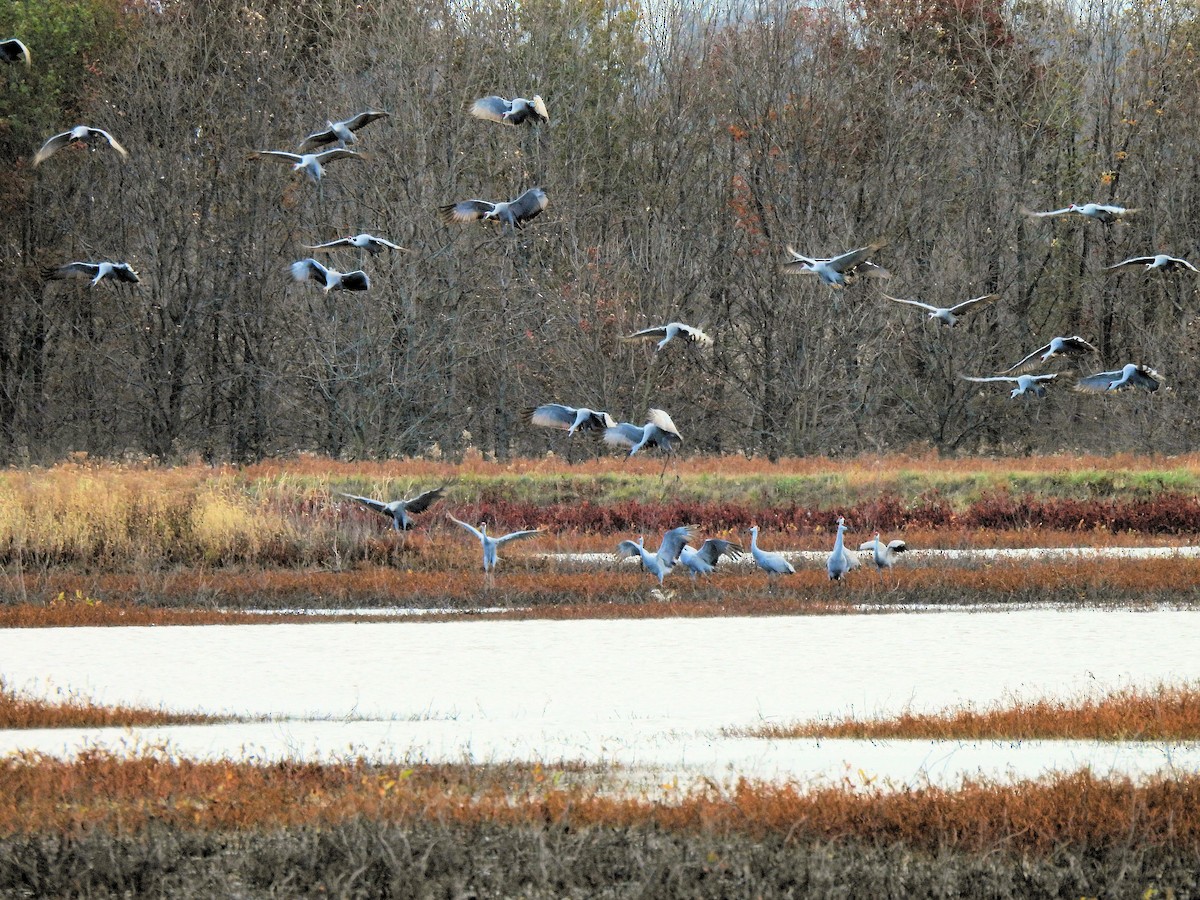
<box><xmin>0</xmin><ymin>682</ymin><xmax>221</xmax><ymax>729</ymax></box>
<box><xmin>2</xmin><ymin>751</ymin><xmax>1198</xmax><ymax>856</ymax></box>
<box><xmin>731</xmin><ymin>684</ymin><xmax>1200</xmax><ymax>741</ymax></box>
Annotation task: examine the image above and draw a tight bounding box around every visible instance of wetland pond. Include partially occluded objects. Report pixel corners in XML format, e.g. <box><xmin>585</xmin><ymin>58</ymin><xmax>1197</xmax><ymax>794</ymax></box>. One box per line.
<box><xmin>1</xmin><ymin>608</ymin><xmax>1198</xmax><ymax>790</ymax></box>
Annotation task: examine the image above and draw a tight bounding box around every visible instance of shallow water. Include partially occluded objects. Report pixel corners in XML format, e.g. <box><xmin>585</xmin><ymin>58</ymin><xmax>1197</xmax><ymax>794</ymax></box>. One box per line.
<box><xmin>2</xmin><ymin>609</ymin><xmax>1198</xmax><ymax>788</ymax></box>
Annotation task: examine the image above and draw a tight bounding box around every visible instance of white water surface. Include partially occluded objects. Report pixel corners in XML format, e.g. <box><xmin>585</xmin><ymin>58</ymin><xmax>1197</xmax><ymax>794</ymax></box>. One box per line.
<box><xmin>1</xmin><ymin>609</ymin><xmax>1198</xmax><ymax>789</ymax></box>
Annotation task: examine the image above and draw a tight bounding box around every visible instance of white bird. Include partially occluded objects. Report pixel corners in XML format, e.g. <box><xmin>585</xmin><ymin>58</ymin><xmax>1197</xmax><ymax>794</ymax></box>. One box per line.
<box><xmin>1000</xmin><ymin>336</ymin><xmax>1098</xmax><ymax>375</ymax></box>
<box><xmin>622</xmin><ymin>322</ymin><xmax>713</xmax><ymax>351</ymax></box>
<box><xmin>0</xmin><ymin>38</ymin><xmax>30</xmax><ymax>66</ymax></box>
<box><xmin>440</xmin><ymin>188</ymin><xmax>548</xmax><ymax>229</ymax></box>
<box><xmin>747</xmin><ymin>525</ymin><xmax>794</xmax><ymax>576</ymax></box>
<box><xmin>781</xmin><ymin>240</ymin><xmax>889</xmax><ymax>287</ymax></box>
<box><xmin>305</xmin><ymin>234</ymin><xmax>407</xmax><ymax>255</ymax></box>
<box><xmin>678</xmin><ymin>539</ymin><xmax>744</xmax><ymax>578</ymax></box>
<box><xmin>884</xmin><ymin>293</ymin><xmax>998</xmax><ymax>327</ymax></box>
<box><xmin>961</xmin><ymin>373</ymin><xmax>1057</xmax><ymax>398</ymax></box>
<box><xmin>339</xmin><ymin>486</ymin><xmax>446</xmax><ymax>531</ymax></box>
<box><xmin>298</xmin><ymin>110</ymin><xmax>390</xmax><ymax>151</ymax></box>
<box><xmin>290</xmin><ymin>258</ymin><xmax>369</xmax><ymax>293</ymax></box>
<box><xmin>447</xmin><ymin>514</ymin><xmax>542</xmax><ymax>580</ymax></box>
<box><xmin>1025</xmin><ymin>203</ymin><xmax>1137</xmax><ymax>224</ymax></box>
<box><xmin>1074</xmin><ymin>364</ymin><xmax>1162</xmax><ymax>393</ymax></box>
<box><xmin>827</xmin><ymin>517</ymin><xmax>859</xmax><ymax>581</ymax></box>
<box><xmin>250</xmin><ymin>148</ymin><xmax>364</xmax><ymax>183</ymax></box>
<box><xmin>33</xmin><ymin>125</ymin><xmax>128</xmax><ymax>166</ymax></box>
<box><xmin>469</xmin><ymin>94</ymin><xmax>549</xmax><ymax>126</ymax></box>
<box><xmin>604</xmin><ymin>409</ymin><xmax>683</xmax><ymax>456</ymax></box>
<box><xmin>42</xmin><ymin>261</ymin><xmax>139</xmax><ymax>286</ymax></box>
<box><xmin>616</xmin><ymin>525</ymin><xmax>696</xmax><ymax>585</ymax></box>
<box><xmin>1106</xmin><ymin>254</ymin><xmax>1199</xmax><ymax>274</ymax></box>
<box><xmin>527</xmin><ymin>404</ymin><xmax>616</xmax><ymax>436</ymax></box>
<box><xmin>859</xmin><ymin>533</ymin><xmax>908</xmax><ymax>571</ymax></box>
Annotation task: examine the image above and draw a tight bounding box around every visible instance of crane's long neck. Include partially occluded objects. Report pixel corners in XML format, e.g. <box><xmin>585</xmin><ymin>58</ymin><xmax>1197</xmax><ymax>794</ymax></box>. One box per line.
<box><xmin>833</xmin><ymin>524</ymin><xmax>845</xmax><ymax>554</ymax></box>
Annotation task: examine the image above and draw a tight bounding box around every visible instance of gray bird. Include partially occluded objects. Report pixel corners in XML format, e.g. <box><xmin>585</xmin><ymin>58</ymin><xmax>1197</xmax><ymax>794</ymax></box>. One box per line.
<box><xmin>859</xmin><ymin>533</ymin><xmax>908</xmax><ymax>571</ymax></box>
<box><xmin>1074</xmin><ymin>364</ymin><xmax>1162</xmax><ymax>393</ymax></box>
<box><xmin>298</xmin><ymin>110</ymin><xmax>390</xmax><ymax>151</ymax></box>
<box><xmin>290</xmin><ymin>258</ymin><xmax>369</xmax><ymax>293</ymax></box>
<box><xmin>251</xmin><ymin>148</ymin><xmax>364</xmax><ymax>183</ymax></box>
<box><xmin>1106</xmin><ymin>254</ymin><xmax>1200</xmax><ymax>274</ymax></box>
<box><xmin>440</xmin><ymin>188</ymin><xmax>548</xmax><ymax>229</ymax></box>
<box><xmin>305</xmin><ymin>234</ymin><xmax>407</xmax><ymax>255</ymax></box>
<box><xmin>603</xmin><ymin>409</ymin><xmax>682</xmax><ymax>456</ymax></box>
<box><xmin>961</xmin><ymin>373</ymin><xmax>1057</xmax><ymax>399</ymax></box>
<box><xmin>43</xmin><ymin>261</ymin><xmax>139</xmax><ymax>286</ymax></box>
<box><xmin>885</xmin><ymin>293</ymin><xmax>998</xmax><ymax>327</ymax></box>
<box><xmin>339</xmin><ymin>487</ymin><xmax>446</xmax><ymax>531</ymax></box>
<box><xmin>469</xmin><ymin>94</ymin><xmax>549</xmax><ymax>126</ymax></box>
<box><xmin>679</xmin><ymin>539</ymin><xmax>744</xmax><ymax>578</ymax></box>
<box><xmin>1001</xmin><ymin>336</ymin><xmax>1098</xmax><ymax>375</ymax></box>
<box><xmin>616</xmin><ymin>525</ymin><xmax>696</xmax><ymax>586</ymax></box>
<box><xmin>527</xmin><ymin>404</ymin><xmax>617</xmax><ymax>436</ymax></box>
<box><xmin>622</xmin><ymin>322</ymin><xmax>713</xmax><ymax>351</ymax></box>
<box><xmin>447</xmin><ymin>514</ymin><xmax>542</xmax><ymax>581</ymax></box>
<box><xmin>0</xmin><ymin>38</ymin><xmax>30</xmax><ymax>66</ymax></box>
<box><xmin>747</xmin><ymin>525</ymin><xmax>794</xmax><ymax>577</ymax></box>
<box><xmin>827</xmin><ymin>516</ymin><xmax>859</xmax><ymax>581</ymax></box>
<box><xmin>1025</xmin><ymin>203</ymin><xmax>1137</xmax><ymax>224</ymax></box>
<box><xmin>782</xmin><ymin>240</ymin><xmax>889</xmax><ymax>287</ymax></box>
<box><xmin>33</xmin><ymin>125</ymin><xmax>128</xmax><ymax>166</ymax></box>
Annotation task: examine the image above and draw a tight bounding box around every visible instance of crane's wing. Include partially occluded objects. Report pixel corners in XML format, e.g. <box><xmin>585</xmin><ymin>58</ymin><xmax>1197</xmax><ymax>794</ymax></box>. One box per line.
<box><xmin>678</xmin><ymin>324</ymin><xmax>713</xmax><ymax>346</ymax></box>
<box><xmin>440</xmin><ymin>199</ymin><xmax>496</xmax><ymax>223</ymax></box>
<box><xmin>694</xmin><ymin>539</ymin><xmax>743</xmax><ymax>565</ymax></box>
<box><xmin>529</xmin><ymin>95</ymin><xmax>549</xmax><ymax>122</ymax></box>
<box><xmin>88</xmin><ymin>128</ymin><xmax>128</xmax><ymax>158</ymax></box>
<box><xmin>343</xmin><ymin>109</ymin><xmax>390</xmax><ymax>131</ymax></box>
<box><xmin>469</xmin><ymin>96</ymin><xmax>511</xmax><ymax>123</ymax></box>
<box><xmin>657</xmin><ymin>525</ymin><xmax>697</xmax><ymax>565</ymax></box>
<box><xmin>298</xmin><ymin>128</ymin><xmax>337</xmax><ymax>152</ymax></box>
<box><xmin>603</xmin><ymin>423</ymin><xmax>644</xmax><ymax>448</ymax></box>
<box><xmin>508</xmin><ymin>188</ymin><xmax>548</xmax><ymax>224</ymax></box>
<box><xmin>360</xmin><ymin>234</ymin><xmax>404</xmax><ymax>250</ymax></box>
<box><xmin>1001</xmin><ymin>343</ymin><xmax>1054</xmax><ymax>375</ymax></box>
<box><xmin>1128</xmin><ymin>366</ymin><xmax>1162</xmax><ymax>391</ymax></box>
<box><xmin>111</xmin><ymin>263</ymin><xmax>140</xmax><ymax>283</ymax></box>
<box><xmin>1028</xmin><ymin>373</ymin><xmax>1058</xmax><ymax>383</ymax></box>
<box><xmin>339</xmin><ymin>492</ymin><xmax>390</xmax><ymax>517</ymax></box>
<box><xmin>1074</xmin><ymin>370</ymin><xmax>1125</xmax><ymax>392</ymax></box>
<box><xmin>0</xmin><ymin>38</ymin><xmax>31</xmax><ymax>66</ymax></box>
<box><xmin>1171</xmin><ymin>257</ymin><xmax>1200</xmax><ymax>272</ymax></box>
<box><xmin>314</xmin><ymin>148</ymin><xmax>363</xmax><ymax>163</ymax></box>
<box><xmin>528</xmin><ymin>403</ymin><xmax>578</xmax><ymax>430</ymax></box>
<box><xmin>947</xmin><ymin>293</ymin><xmax>998</xmax><ymax>314</ymax></box>
<box><xmin>403</xmin><ymin>487</ymin><xmax>446</xmax><ymax>515</ymax></box>
<box><xmin>496</xmin><ymin>528</ymin><xmax>543</xmax><ymax>545</ymax></box>
<box><xmin>305</xmin><ymin>238</ymin><xmax>354</xmax><ymax>251</ymax></box>
<box><xmin>646</xmin><ymin>408</ymin><xmax>680</xmax><ymax>437</ymax></box>
<box><xmin>32</xmin><ymin>131</ymin><xmax>75</xmax><ymax>166</ymax></box>
<box><xmin>337</xmin><ymin>270</ymin><xmax>370</xmax><ymax>291</ymax></box>
<box><xmin>781</xmin><ymin>246</ymin><xmax>817</xmax><ymax>271</ymax></box>
<box><xmin>622</xmin><ymin>326</ymin><xmax>669</xmax><ymax>342</ymax></box>
<box><xmin>1106</xmin><ymin>256</ymin><xmax>1156</xmax><ymax>270</ymax></box>
<box><xmin>290</xmin><ymin>258</ymin><xmax>328</xmax><ymax>285</ymax></box>
<box><xmin>884</xmin><ymin>295</ymin><xmax>938</xmax><ymax>312</ymax></box>
<box><xmin>616</xmin><ymin>539</ymin><xmax>645</xmax><ymax>560</ymax></box>
<box><xmin>43</xmin><ymin>261</ymin><xmax>100</xmax><ymax>280</ymax></box>
<box><xmin>826</xmin><ymin>240</ymin><xmax>887</xmax><ymax>273</ymax></box>
<box><xmin>887</xmin><ymin>540</ymin><xmax>908</xmax><ymax>552</ymax></box>
<box><xmin>446</xmin><ymin>514</ymin><xmax>486</xmax><ymax>541</ymax></box>
<box><xmin>1024</xmin><ymin>207</ymin><xmax>1072</xmax><ymax>217</ymax></box>
<box><xmin>961</xmin><ymin>375</ymin><xmax>1016</xmax><ymax>384</ymax></box>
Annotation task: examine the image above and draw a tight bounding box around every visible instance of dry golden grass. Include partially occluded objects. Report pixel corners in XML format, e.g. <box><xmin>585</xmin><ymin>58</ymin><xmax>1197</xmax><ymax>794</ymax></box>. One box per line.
<box><xmin>1</xmin><ymin>751</ymin><xmax>1198</xmax><ymax>856</ymax></box>
<box><xmin>729</xmin><ymin>684</ymin><xmax>1200</xmax><ymax>741</ymax></box>
<box><xmin>0</xmin><ymin>681</ymin><xmax>223</xmax><ymax>729</ymax></box>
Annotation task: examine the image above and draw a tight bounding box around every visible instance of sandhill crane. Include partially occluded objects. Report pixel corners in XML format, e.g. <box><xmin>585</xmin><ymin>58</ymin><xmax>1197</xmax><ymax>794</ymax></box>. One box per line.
<box><xmin>859</xmin><ymin>533</ymin><xmax>908</xmax><ymax>571</ymax></box>
<box><xmin>747</xmin><ymin>526</ymin><xmax>794</xmax><ymax>576</ymax></box>
<box><xmin>827</xmin><ymin>517</ymin><xmax>859</xmax><ymax>581</ymax></box>
<box><xmin>298</xmin><ymin>110</ymin><xmax>390</xmax><ymax>151</ymax></box>
<box><xmin>42</xmin><ymin>261</ymin><xmax>139</xmax><ymax>287</ymax></box>
<box><xmin>1074</xmin><ymin>364</ymin><xmax>1162</xmax><ymax>393</ymax></box>
<box><xmin>622</xmin><ymin>323</ymin><xmax>713</xmax><ymax>351</ymax></box>
<box><xmin>961</xmin><ymin>373</ymin><xmax>1057</xmax><ymax>398</ymax></box>
<box><xmin>679</xmin><ymin>539</ymin><xmax>744</xmax><ymax>578</ymax></box>
<box><xmin>339</xmin><ymin>486</ymin><xmax>446</xmax><ymax>531</ymax></box>
<box><xmin>616</xmin><ymin>525</ymin><xmax>696</xmax><ymax>586</ymax></box>
<box><xmin>33</xmin><ymin>126</ymin><xmax>128</xmax><ymax>166</ymax></box>
<box><xmin>440</xmin><ymin>188</ymin><xmax>548</xmax><ymax>230</ymax></box>
<box><xmin>1106</xmin><ymin>254</ymin><xmax>1199</xmax><ymax>274</ymax></box>
<box><xmin>305</xmin><ymin>234</ymin><xmax>406</xmax><ymax>255</ymax></box>
<box><xmin>782</xmin><ymin>240</ymin><xmax>889</xmax><ymax>287</ymax></box>
<box><xmin>604</xmin><ymin>409</ymin><xmax>683</xmax><ymax>456</ymax></box>
<box><xmin>885</xmin><ymin>293</ymin><xmax>997</xmax><ymax>327</ymax></box>
<box><xmin>1001</xmin><ymin>336</ymin><xmax>1098</xmax><ymax>375</ymax></box>
<box><xmin>0</xmin><ymin>38</ymin><xmax>30</xmax><ymax>66</ymax></box>
<box><xmin>290</xmin><ymin>258</ymin><xmax>369</xmax><ymax>293</ymax></box>
<box><xmin>469</xmin><ymin>94</ymin><xmax>549</xmax><ymax>126</ymax></box>
<box><xmin>1025</xmin><ymin>203</ymin><xmax>1137</xmax><ymax>224</ymax></box>
<box><xmin>250</xmin><ymin>148</ymin><xmax>363</xmax><ymax>183</ymax></box>
<box><xmin>527</xmin><ymin>404</ymin><xmax>616</xmax><ymax>436</ymax></box>
<box><xmin>447</xmin><ymin>514</ymin><xmax>542</xmax><ymax>584</ymax></box>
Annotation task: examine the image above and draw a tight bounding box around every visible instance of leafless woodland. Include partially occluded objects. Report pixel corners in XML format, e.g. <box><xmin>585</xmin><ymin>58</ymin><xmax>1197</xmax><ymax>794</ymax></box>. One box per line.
<box><xmin>1</xmin><ymin>0</ymin><xmax>1198</xmax><ymax>464</ymax></box>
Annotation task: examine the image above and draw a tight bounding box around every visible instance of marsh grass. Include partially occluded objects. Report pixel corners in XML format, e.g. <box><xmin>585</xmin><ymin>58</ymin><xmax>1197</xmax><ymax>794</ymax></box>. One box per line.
<box><xmin>728</xmin><ymin>684</ymin><xmax>1200</xmax><ymax>741</ymax></box>
<box><xmin>0</xmin><ymin>680</ymin><xmax>224</xmax><ymax>729</ymax></box>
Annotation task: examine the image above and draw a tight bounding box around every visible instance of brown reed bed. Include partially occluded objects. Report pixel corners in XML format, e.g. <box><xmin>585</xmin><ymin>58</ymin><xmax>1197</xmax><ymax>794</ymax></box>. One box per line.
<box><xmin>1</xmin><ymin>750</ymin><xmax>1198</xmax><ymax>858</ymax></box>
<box><xmin>0</xmin><ymin>681</ymin><xmax>223</xmax><ymax>729</ymax></box>
<box><xmin>728</xmin><ymin>684</ymin><xmax>1200</xmax><ymax>742</ymax></box>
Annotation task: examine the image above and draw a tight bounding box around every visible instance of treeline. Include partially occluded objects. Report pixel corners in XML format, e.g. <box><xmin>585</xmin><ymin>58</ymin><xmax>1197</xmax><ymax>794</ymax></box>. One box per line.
<box><xmin>0</xmin><ymin>0</ymin><xmax>1197</xmax><ymax>464</ymax></box>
